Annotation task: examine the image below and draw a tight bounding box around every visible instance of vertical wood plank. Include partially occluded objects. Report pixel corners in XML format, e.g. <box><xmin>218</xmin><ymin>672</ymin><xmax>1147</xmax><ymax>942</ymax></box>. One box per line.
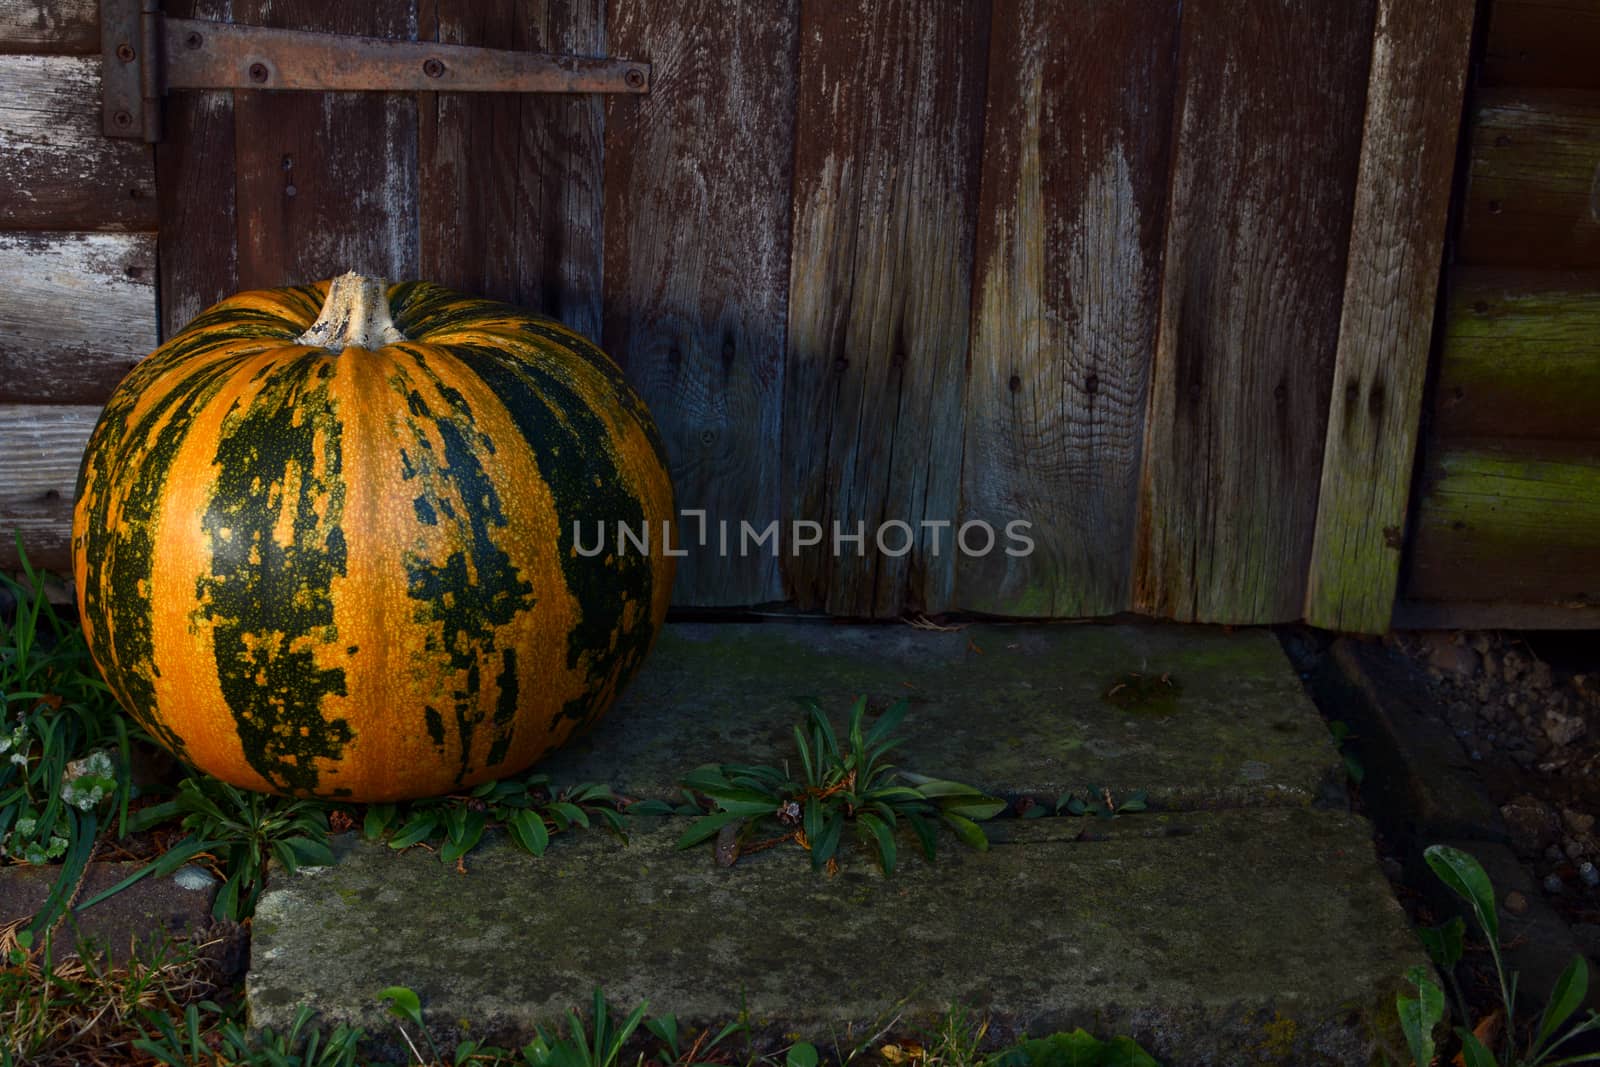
<box><xmin>1304</xmin><ymin>0</ymin><xmax>1476</xmax><ymax>633</ymax></box>
<box><xmin>418</xmin><ymin>0</ymin><xmax>605</xmax><ymax>340</ymax></box>
<box><xmin>231</xmin><ymin>1</ymin><xmax>419</xmax><ymax>289</ymax></box>
<box><xmin>781</xmin><ymin>0</ymin><xmax>989</xmax><ymax>617</ymax></box>
<box><xmin>957</xmin><ymin>0</ymin><xmax>1179</xmax><ymax>618</ymax></box>
<box><xmin>157</xmin><ymin>0</ymin><xmax>238</xmax><ymax>338</ymax></box>
<box><xmin>1133</xmin><ymin>0</ymin><xmax>1376</xmax><ymax>623</ymax></box>
<box><xmin>602</xmin><ymin>0</ymin><xmax>798</xmax><ymax>607</ymax></box>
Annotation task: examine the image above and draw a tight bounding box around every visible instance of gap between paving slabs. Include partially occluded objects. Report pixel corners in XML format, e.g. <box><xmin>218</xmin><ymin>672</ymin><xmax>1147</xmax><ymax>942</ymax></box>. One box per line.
<box><xmin>248</xmin><ymin>621</ymin><xmax>1424</xmax><ymax>1066</ymax></box>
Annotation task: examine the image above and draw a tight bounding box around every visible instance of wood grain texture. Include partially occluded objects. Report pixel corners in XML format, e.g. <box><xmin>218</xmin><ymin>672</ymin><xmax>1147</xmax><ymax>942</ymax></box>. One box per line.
<box><xmin>602</xmin><ymin>0</ymin><xmax>798</xmax><ymax>607</ymax></box>
<box><xmin>957</xmin><ymin>0</ymin><xmax>1178</xmax><ymax>618</ymax></box>
<box><xmin>0</xmin><ymin>0</ymin><xmax>98</xmax><ymax>54</ymax></box>
<box><xmin>1392</xmin><ymin>598</ymin><xmax>1600</xmax><ymax>630</ymax></box>
<box><xmin>1304</xmin><ymin>0</ymin><xmax>1476</xmax><ymax>634</ymax></box>
<box><xmin>781</xmin><ymin>0</ymin><xmax>988</xmax><ymax>617</ymax></box>
<box><xmin>156</xmin><ymin>0</ymin><xmax>238</xmax><ymax>338</ymax></box>
<box><xmin>1133</xmin><ymin>0</ymin><xmax>1376</xmax><ymax>624</ymax></box>
<box><xmin>1483</xmin><ymin>0</ymin><xmax>1600</xmax><ymax>91</ymax></box>
<box><xmin>1459</xmin><ymin>89</ymin><xmax>1600</xmax><ymax>269</ymax></box>
<box><xmin>1435</xmin><ymin>268</ymin><xmax>1600</xmax><ymax>441</ymax></box>
<box><xmin>1407</xmin><ymin>439</ymin><xmax>1600</xmax><ymax>606</ymax></box>
<box><xmin>0</xmin><ymin>404</ymin><xmax>99</xmax><ymax>572</ymax></box>
<box><xmin>419</xmin><ymin>0</ymin><xmax>605</xmax><ymax>340</ymax></box>
<box><xmin>231</xmin><ymin>0</ymin><xmax>419</xmax><ymax>288</ymax></box>
<box><xmin>0</xmin><ymin>55</ymin><xmax>157</xmax><ymax>230</ymax></box>
<box><xmin>0</xmin><ymin>231</ymin><xmax>156</xmax><ymax>404</ymax></box>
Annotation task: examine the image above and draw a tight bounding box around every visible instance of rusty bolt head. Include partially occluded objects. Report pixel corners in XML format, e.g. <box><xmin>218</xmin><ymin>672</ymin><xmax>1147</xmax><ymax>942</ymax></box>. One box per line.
<box><xmin>624</xmin><ymin>67</ymin><xmax>646</xmax><ymax>89</ymax></box>
<box><xmin>249</xmin><ymin>62</ymin><xmax>269</xmax><ymax>83</ymax></box>
<box><xmin>185</xmin><ymin>31</ymin><xmax>204</xmax><ymax>49</ymax></box>
<box><xmin>112</xmin><ymin>109</ymin><xmax>133</xmax><ymax>128</ymax></box>
<box><xmin>116</xmin><ymin>42</ymin><xmax>136</xmax><ymax>62</ymax></box>
<box><xmin>423</xmin><ymin>58</ymin><xmax>445</xmax><ymax>78</ymax></box>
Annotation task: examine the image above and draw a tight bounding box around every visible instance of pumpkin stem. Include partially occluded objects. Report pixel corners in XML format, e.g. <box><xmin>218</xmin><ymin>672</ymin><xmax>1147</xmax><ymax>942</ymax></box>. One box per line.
<box><xmin>296</xmin><ymin>272</ymin><xmax>406</xmax><ymax>352</ymax></box>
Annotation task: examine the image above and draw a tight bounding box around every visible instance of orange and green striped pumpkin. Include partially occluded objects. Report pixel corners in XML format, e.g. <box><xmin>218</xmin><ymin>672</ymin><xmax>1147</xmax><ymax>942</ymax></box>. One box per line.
<box><xmin>72</xmin><ymin>273</ymin><xmax>676</xmax><ymax>802</ymax></box>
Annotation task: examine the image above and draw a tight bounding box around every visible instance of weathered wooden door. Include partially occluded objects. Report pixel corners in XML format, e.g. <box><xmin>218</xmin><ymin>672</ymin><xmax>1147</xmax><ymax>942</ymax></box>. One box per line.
<box><xmin>1</xmin><ymin>0</ymin><xmax>1479</xmax><ymax>632</ymax></box>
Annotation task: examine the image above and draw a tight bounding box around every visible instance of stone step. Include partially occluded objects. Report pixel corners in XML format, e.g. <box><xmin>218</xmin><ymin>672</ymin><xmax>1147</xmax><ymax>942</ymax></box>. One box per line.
<box><xmin>539</xmin><ymin>622</ymin><xmax>1343</xmax><ymax>809</ymax></box>
<box><xmin>249</xmin><ymin>809</ymin><xmax>1420</xmax><ymax>1066</ymax></box>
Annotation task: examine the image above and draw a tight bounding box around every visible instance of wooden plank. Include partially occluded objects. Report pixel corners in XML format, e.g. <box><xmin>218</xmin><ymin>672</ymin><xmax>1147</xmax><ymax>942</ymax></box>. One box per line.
<box><xmin>1133</xmin><ymin>0</ymin><xmax>1377</xmax><ymax>624</ymax></box>
<box><xmin>1459</xmin><ymin>89</ymin><xmax>1600</xmax><ymax>269</ymax></box>
<box><xmin>1393</xmin><ymin>599</ymin><xmax>1600</xmax><ymax>631</ymax></box>
<box><xmin>1407</xmin><ymin>439</ymin><xmax>1600</xmax><ymax>606</ymax></box>
<box><xmin>1304</xmin><ymin>0</ymin><xmax>1476</xmax><ymax>634</ymax></box>
<box><xmin>0</xmin><ymin>231</ymin><xmax>156</xmax><ymax>404</ymax></box>
<box><xmin>957</xmin><ymin>0</ymin><xmax>1178</xmax><ymax>618</ymax></box>
<box><xmin>1434</xmin><ymin>268</ymin><xmax>1600</xmax><ymax>441</ymax></box>
<box><xmin>419</xmin><ymin>0</ymin><xmax>605</xmax><ymax>340</ymax></box>
<box><xmin>781</xmin><ymin>0</ymin><xmax>988</xmax><ymax>617</ymax></box>
<box><xmin>157</xmin><ymin>0</ymin><xmax>238</xmax><ymax>338</ymax></box>
<box><xmin>231</xmin><ymin>0</ymin><xmax>419</xmax><ymax>288</ymax></box>
<box><xmin>0</xmin><ymin>404</ymin><xmax>99</xmax><ymax>573</ymax></box>
<box><xmin>0</xmin><ymin>55</ymin><xmax>157</xmax><ymax>231</ymax></box>
<box><xmin>0</xmin><ymin>0</ymin><xmax>98</xmax><ymax>55</ymax></box>
<box><xmin>1483</xmin><ymin>0</ymin><xmax>1600</xmax><ymax>91</ymax></box>
<box><xmin>602</xmin><ymin>0</ymin><xmax>798</xmax><ymax>607</ymax></box>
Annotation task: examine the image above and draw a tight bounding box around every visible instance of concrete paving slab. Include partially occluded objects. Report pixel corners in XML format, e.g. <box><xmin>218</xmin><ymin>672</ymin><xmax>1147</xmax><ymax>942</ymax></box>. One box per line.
<box><xmin>539</xmin><ymin>622</ymin><xmax>1343</xmax><ymax>809</ymax></box>
<box><xmin>249</xmin><ymin>809</ymin><xmax>1422</xmax><ymax>1066</ymax></box>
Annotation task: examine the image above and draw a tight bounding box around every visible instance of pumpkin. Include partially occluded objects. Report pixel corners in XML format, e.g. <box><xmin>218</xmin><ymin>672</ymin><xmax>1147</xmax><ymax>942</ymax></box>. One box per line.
<box><xmin>72</xmin><ymin>273</ymin><xmax>676</xmax><ymax>801</ymax></box>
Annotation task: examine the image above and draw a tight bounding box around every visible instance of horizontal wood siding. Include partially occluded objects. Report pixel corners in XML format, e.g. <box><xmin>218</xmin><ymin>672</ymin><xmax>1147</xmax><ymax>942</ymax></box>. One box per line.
<box><xmin>1408</xmin><ymin>441</ymin><xmax>1600</xmax><ymax>606</ymax></box>
<box><xmin>1458</xmin><ymin>90</ymin><xmax>1600</xmax><ymax>269</ymax></box>
<box><xmin>1483</xmin><ymin>0</ymin><xmax>1600</xmax><ymax>91</ymax></box>
<box><xmin>0</xmin><ymin>0</ymin><xmax>98</xmax><ymax>55</ymax></box>
<box><xmin>1434</xmin><ymin>269</ymin><xmax>1600</xmax><ymax>441</ymax></box>
<box><xmin>0</xmin><ymin>55</ymin><xmax>158</xmax><ymax>230</ymax></box>
<box><xmin>0</xmin><ymin>231</ymin><xmax>157</xmax><ymax>405</ymax></box>
<box><xmin>0</xmin><ymin>404</ymin><xmax>98</xmax><ymax>571</ymax></box>
<box><xmin>1403</xmin><ymin>1</ymin><xmax>1600</xmax><ymax>625</ymax></box>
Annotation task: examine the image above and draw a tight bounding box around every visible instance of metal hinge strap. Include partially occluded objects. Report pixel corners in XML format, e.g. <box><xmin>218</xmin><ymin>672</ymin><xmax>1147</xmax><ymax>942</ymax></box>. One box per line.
<box><xmin>102</xmin><ymin>0</ymin><xmax>650</xmax><ymax>142</ymax></box>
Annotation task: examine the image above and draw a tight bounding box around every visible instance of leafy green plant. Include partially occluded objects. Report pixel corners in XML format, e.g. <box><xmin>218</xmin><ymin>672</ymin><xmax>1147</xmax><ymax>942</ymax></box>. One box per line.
<box><xmin>1401</xmin><ymin>844</ymin><xmax>1600</xmax><ymax>1067</ymax></box>
<box><xmin>1</xmin><ymin>545</ymin><xmax>138</xmax><ymax>939</ymax></box>
<box><xmin>1017</xmin><ymin>790</ymin><xmax>1145</xmax><ymax>825</ymax></box>
<box><xmin>363</xmin><ymin>775</ymin><xmax>629</xmax><ymax>865</ymax></box>
<box><xmin>78</xmin><ymin>775</ymin><xmax>334</xmax><ymax>922</ymax></box>
<box><xmin>136</xmin><ymin>1000</ymin><xmax>365</xmax><ymax>1067</ymax></box>
<box><xmin>382</xmin><ymin>985</ymin><xmax>651</xmax><ymax>1067</ymax></box>
<box><xmin>643</xmin><ymin>1012</ymin><xmax>746</xmax><ymax>1067</ymax></box>
<box><xmin>675</xmin><ymin>697</ymin><xmax>1005</xmax><ymax>875</ymax></box>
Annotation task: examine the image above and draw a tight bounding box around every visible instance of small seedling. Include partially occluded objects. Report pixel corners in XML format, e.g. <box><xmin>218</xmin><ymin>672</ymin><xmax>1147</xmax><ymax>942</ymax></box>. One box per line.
<box><xmin>1399</xmin><ymin>844</ymin><xmax>1600</xmax><ymax>1067</ymax></box>
<box><xmin>1054</xmin><ymin>787</ymin><xmax>1148</xmax><ymax>820</ymax></box>
<box><xmin>674</xmin><ymin>696</ymin><xmax>1005</xmax><ymax>875</ymax></box>
<box><xmin>362</xmin><ymin>775</ymin><xmax>629</xmax><ymax>867</ymax></box>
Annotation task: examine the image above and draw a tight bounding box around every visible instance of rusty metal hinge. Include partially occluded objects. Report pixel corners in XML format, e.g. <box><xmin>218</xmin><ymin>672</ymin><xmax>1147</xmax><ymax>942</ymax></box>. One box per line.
<box><xmin>102</xmin><ymin>0</ymin><xmax>651</xmax><ymax>141</ymax></box>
